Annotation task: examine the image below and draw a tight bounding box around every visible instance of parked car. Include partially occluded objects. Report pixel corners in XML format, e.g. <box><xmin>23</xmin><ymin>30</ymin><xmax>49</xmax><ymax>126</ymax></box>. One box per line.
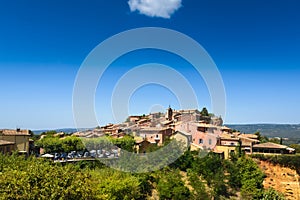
<box><xmin>54</xmin><ymin>153</ymin><xmax>60</xmax><ymax>160</ymax></box>
<box><xmin>59</xmin><ymin>152</ymin><xmax>67</xmax><ymax>160</ymax></box>
<box><xmin>83</xmin><ymin>152</ymin><xmax>89</xmax><ymax>158</ymax></box>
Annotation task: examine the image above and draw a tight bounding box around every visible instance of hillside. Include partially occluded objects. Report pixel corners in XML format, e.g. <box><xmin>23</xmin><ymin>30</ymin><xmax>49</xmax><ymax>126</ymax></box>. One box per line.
<box><xmin>258</xmin><ymin>160</ymin><xmax>300</xmax><ymax>200</ymax></box>
<box><xmin>227</xmin><ymin>124</ymin><xmax>300</xmax><ymax>139</ymax></box>
<box><xmin>32</xmin><ymin>128</ymin><xmax>86</xmax><ymax>135</ymax></box>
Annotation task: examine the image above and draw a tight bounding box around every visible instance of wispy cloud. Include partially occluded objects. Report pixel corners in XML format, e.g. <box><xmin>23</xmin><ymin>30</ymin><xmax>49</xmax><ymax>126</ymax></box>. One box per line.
<box><xmin>128</xmin><ymin>0</ymin><xmax>182</xmax><ymax>19</ymax></box>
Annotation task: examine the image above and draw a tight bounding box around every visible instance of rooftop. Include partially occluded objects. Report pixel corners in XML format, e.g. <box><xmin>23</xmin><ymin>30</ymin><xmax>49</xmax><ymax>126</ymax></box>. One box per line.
<box><xmin>0</xmin><ymin>129</ymin><xmax>30</xmax><ymax>136</ymax></box>
<box><xmin>253</xmin><ymin>142</ymin><xmax>288</xmax><ymax>149</ymax></box>
<box><xmin>239</xmin><ymin>133</ymin><xmax>259</xmax><ymax>139</ymax></box>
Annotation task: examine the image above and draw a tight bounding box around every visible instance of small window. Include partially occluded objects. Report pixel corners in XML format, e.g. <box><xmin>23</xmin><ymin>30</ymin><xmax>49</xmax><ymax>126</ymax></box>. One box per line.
<box><xmin>208</xmin><ymin>139</ymin><xmax>212</xmax><ymax>145</ymax></box>
<box><xmin>230</xmin><ymin>142</ymin><xmax>235</xmax><ymax>146</ymax></box>
<box><xmin>199</xmin><ymin>139</ymin><xmax>203</xmax><ymax>144</ymax></box>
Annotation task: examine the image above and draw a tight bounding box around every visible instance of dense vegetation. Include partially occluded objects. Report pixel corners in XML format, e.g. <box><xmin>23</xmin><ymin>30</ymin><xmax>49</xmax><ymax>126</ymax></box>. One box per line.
<box><xmin>0</xmin><ymin>149</ymin><xmax>285</xmax><ymax>200</ymax></box>
<box><xmin>35</xmin><ymin>133</ymin><xmax>136</xmax><ymax>154</ymax></box>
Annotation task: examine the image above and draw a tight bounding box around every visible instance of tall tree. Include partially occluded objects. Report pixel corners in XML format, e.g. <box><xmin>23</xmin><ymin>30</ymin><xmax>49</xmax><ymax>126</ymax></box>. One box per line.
<box><xmin>200</xmin><ymin>107</ymin><xmax>209</xmax><ymax>116</ymax></box>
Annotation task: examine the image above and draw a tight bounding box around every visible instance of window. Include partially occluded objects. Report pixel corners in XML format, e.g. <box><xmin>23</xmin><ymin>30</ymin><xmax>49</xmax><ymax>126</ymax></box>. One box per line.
<box><xmin>208</xmin><ymin>139</ymin><xmax>212</xmax><ymax>145</ymax></box>
<box><xmin>230</xmin><ymin>142</ymin><xmax>235</xmax><ymax>146</ymax></box>
<box><xmin>198</xmin><ymin>139</ymin><xmax>203</xmax><ymax>144</ymax></box>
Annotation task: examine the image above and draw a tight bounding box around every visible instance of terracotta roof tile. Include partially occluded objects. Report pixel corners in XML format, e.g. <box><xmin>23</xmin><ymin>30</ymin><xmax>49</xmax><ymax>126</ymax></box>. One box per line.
<box><xmin>1</xmin><ymin>129</ymin><xmax>30</xmax><ymax>136</ymax></box>
<box><xmin>253</xmin><ymin>142</ymin><xmax>287</xmax><ymax>149</ymax></box>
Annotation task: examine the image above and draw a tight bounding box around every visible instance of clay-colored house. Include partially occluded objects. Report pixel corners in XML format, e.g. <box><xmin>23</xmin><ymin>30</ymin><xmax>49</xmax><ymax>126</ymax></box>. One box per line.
<box><xmin>0</xmin><ymin>140</ymin><xmax>15</xmax><ymax>154</ymax></box>
<box><xmin>0</xmin><ymin>129</ymin><xmax>30</xmax><ymax>154</ymax></box>
<box><xmin>214</xmin><ymin>133</ymin><xmax>241</xmax><ymax>159</ymax></box>
<box><xmin>173</xmin><ymin>131</ymin><xmax>192</xmax><ymax>149</ymax></box>
<box><xmin>252</xmin><ymin>142</ymin><xmax>295</xmax><ymax>154</ymax></box>
<box><xmin>138</xmin><ymin>127</ymin><xmax>173</xmax><ymax>145</ymax></box>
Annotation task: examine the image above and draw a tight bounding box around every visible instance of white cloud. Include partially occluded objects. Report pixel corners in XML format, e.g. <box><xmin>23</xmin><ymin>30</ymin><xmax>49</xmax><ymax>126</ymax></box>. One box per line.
<box><xmin>128</xmin><ymin>0</ymin><xmax>182</xmax><ymax>19</ymax></box>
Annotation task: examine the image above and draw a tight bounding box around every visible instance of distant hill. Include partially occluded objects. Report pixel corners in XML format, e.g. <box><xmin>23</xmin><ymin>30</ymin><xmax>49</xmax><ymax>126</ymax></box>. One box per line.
<box><xmin>226</xmin><ymin>124</ymin><xmax>300</xmax><ymax>139</ymax></box>
<box><xmin>32</xmin><ymin>128</ymin><xmax>89</xmax><ymax>135</ymax></box>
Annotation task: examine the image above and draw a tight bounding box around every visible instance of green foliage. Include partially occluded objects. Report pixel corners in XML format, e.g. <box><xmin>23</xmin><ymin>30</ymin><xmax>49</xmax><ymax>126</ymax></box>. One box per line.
<box><xmin>192</xmin><ymin>152</ymin><xmax>229</xmax><ymax>199</ymax></box>
<box><xmin>61</xmin><ymin>136</ymin><xmax>85</xmax><ymax>152</ymax></box>
<box><xmin>237</xmin><ymin>156</ymin><xmax>264</xmax><ymax>199</ymax></box>
<box><xmin>261</xmin><ymin>187</ymin><xmax>285</xmax><ymax>200</ymax></box>
<box><xmin>92</xmin><ymin>169</ymin><xmax>143</xmax><ymax>200</ymax></box>
<box><xmin>254</xmin><ymin>132</ymin><xmax>269</xmax><ymax>143</ymax></box>
<box><xmin>74</xmin><ymin>160</ymin><xmax>106</xmax><ymax>170</ymax></box>
<box><xmin>134</xmin><ymin>173</ymin><xmax>153</xmax><ymax>198</ymax></box>
<box><xmin>200</xmin><ymin>107</ymin><xmax>209</xmax><ymax>116</ymax></box>
<box><xmin>82</xmin><ymin>135</ymin><xmax>135</xmax><ymax>153</ymax></box>
<box><xmin>289</xmin><ymin>143</ymin><xmax>300</xmax><ymax>153</ymax></box>
<box><xmin>110</xmin><ymin>135</ymin><xmax>135</xmax><ymax>152</ymax></box>
<box><xmin>35</xmin><ymin>137</ymin><xmax>63</xmax><ymax>153</ymax></box>
<box><xmin>170</xmin><ymin>149</ymin><xmax>195</xmax><ymax>171</ymax></box>
<box><xmin>224</xmin><ymin>159</ymin><xmax>242</xmax><ymax>189</ymax></box>
<box><xmin>0</xmin><ymin>154</ymin><xmax>96</xmax><ymax>200</ymax></box>
<box><xmin>157</xmin><ymin>169</ymin><xmax>191</xmax><ymax>200</ymax></box>
<box><xmin>41</xmin><ymin>130</ymin><xmax>57</xmax><ymax>136</ymax></box>
<box><xmin>0</xmin><ymin>143</ymin><xmax>287</xmax><ymax>200</ymax></box>
<box><xmin>251</xmin><ymin>153</ymin><xmax>300</xmax><ymax>175</ymax></box>
<box><xmin>36</xmin><ymin>136</ymin><xmax>85</xmax><ymax>153</ymax></box>
<box><xmin>192</xmin><ymin>153</ymin><xmax>223</xmax><ymax>185</ymax></box>
<box><xmin>82</xmin><ymin>137</ymin><xmax>113</xmax><ymax>151</ymax></box>
<box><xmin>187</xmin><ymin>169</ymin><xmax>210</xmax><ymax>200</ymax></box>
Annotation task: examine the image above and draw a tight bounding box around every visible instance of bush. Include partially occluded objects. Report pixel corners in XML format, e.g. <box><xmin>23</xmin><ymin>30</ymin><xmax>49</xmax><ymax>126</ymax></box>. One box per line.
<box><xmin>157</xmin><ymin>169</ymin><xmax>191</xmax><ymax>200</ymax></box>
<box><xmin>0</xmin><ymin>154</ymin><xmax>96</xmax><ymax>200</ymax></box>
<box><xmin>262</xmin><ymin>187</ymin><xmax>285</xmax><ymax>200</ymax></box>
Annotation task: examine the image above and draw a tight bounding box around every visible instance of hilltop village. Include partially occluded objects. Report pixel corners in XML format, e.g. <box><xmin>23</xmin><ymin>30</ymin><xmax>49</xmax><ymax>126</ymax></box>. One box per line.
<box><xmin>1</xmin><ymin>107</ymin><xmax>299</xmax><ymax>200</ymax></box>
<box><xmin>0</xmin><ymin>107</ymin><xmax>296</xmax><ymax>159</ymax></box>
<box><xmin>71</xmin><ymin>107</ymin><xmax>295</xmax><ymax>159</ymax></box>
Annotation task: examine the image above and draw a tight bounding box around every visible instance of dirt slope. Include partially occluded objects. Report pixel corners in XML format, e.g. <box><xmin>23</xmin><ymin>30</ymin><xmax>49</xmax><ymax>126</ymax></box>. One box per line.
<box><xmin>258</xmin><ymin>160</ymin><xmax>300</xmax><ymax>200</ymax></box>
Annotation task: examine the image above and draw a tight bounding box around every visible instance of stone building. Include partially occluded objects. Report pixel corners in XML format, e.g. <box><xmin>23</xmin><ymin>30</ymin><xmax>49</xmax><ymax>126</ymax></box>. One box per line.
<box><xmin>0</xmin><ymin>129</ymin><xmax>31</xmax><ymax>154</ymax></box>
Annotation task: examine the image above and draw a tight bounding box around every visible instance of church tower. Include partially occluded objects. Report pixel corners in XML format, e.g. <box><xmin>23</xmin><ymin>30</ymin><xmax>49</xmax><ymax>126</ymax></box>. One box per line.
<box><xmin>167</xmin><ymin>106</ymin><xmax>173</xmax><ymax>121</ymax></box>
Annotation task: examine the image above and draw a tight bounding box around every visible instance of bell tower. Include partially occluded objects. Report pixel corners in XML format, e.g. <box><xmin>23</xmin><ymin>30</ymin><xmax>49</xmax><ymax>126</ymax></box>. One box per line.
<box><xmin>167</xmin><ymin>105</ymin><xmax>173</xmax><ymax>121</ymax></box>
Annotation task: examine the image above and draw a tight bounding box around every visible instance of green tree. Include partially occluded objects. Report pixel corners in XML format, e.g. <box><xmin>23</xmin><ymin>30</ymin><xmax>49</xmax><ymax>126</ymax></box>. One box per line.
<box><xmin>92</xmin><ymin>168</ymin><xmax>143</xmax><ymax>200</ymax></box>
<box><xmin>200</xmin><ymin>107</ymin><xmax>209</xmax><ymax>116</ymax></box>
<box><xmin>0</xmin><ymin>154</ymin><xmax>96</xmax><ymax>200</ymax></box>
<box><xmin>254</xmin><ymin>132</ymin><xmax>269</xmax><ymax>143</ymax></box>
<box><xmin>191</xmin><ymin>153</ymin><xmax>229</xmax><ymax>199</ymax></box>
<box><xmin>289</xmin><ymin>144</ymin><xmax>300</xmax><ymax>153</ymax></box>
<box><xmin>111</xmin><ymin>135</ymin><xmax>135</xmax><ymax>152</ymax></box>
<box><xmin>237</xmin><ymin>156</ymin><xmax>264</xmax><ymax>199</ymax></box>
<box><xmin>224</xmin><ymin>159</ymin><xmax>242</xmax><ymax>190</ymax></box>
<box><xmin>187</xmin><ymin>169</ymin><xmax>210</xmax><ymax>200</ymax></box>
<box><xmin>170</xmin><ymin>149</ymin><xmax>194</xmax><ymax>171</ymax></box>
<box><xmin>157</xmin><ymin>169</ymin><xmax>191</xmax><ymax>200</ymax></box>
<box><xmin>35</xmin><ymin>137</ymin><xmax>63</xmax><ymax>153</ymax></box>
<box><xmin>40</xmin><ymin>130</ymin><xmax>57</xmax><ymax>137</ymax></box>
<box><xmin>61</xmin><ymin>136</ymin><xmax>85</xmax><ymax>152</ymax></box>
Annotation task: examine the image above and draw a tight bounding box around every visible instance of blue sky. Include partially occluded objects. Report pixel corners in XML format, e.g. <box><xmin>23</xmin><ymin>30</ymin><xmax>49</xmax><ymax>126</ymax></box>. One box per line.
<box><xmin>0</xmin><ymin>0</ymin><xmax>299</xmax><ymax>129</ymax></box>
